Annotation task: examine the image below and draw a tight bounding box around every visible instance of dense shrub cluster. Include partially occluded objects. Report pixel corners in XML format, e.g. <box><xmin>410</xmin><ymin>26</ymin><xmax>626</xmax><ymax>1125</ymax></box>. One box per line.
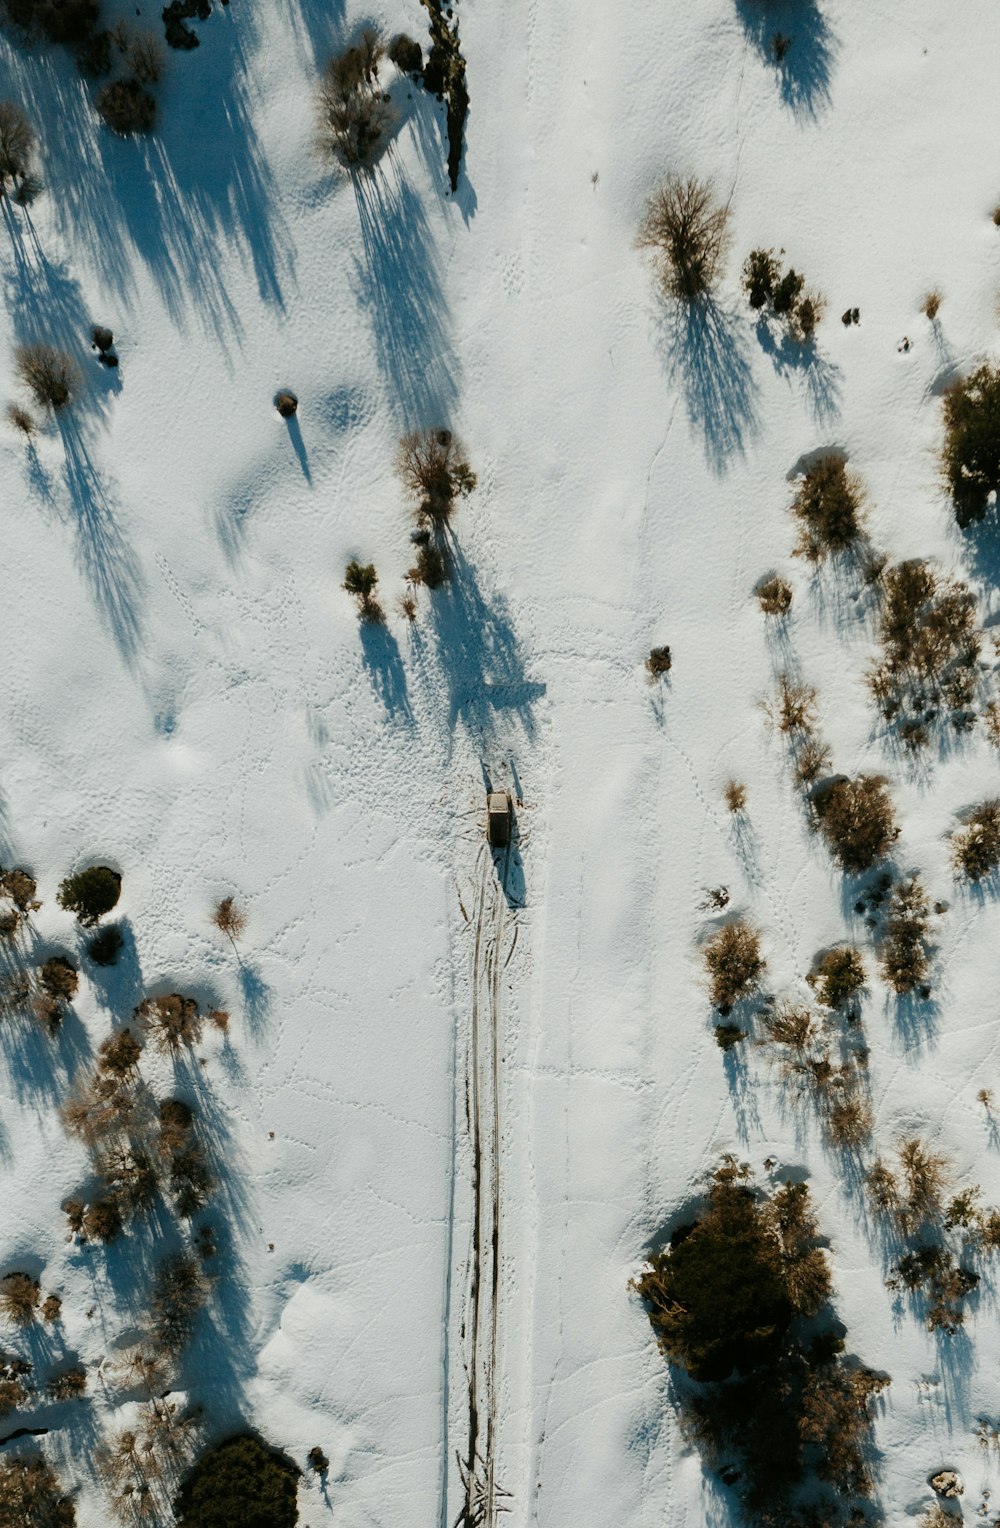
<box><xmin>876</xmin><ymin>875</ymin><xmax>932</xmax><ymax>995</ymax></box>
<box><xmin>638</xmin><ymin>176</ymin><xmax>729</xmax><ymax>302</ymax></box>
<box><xmin>703</xmin><ymin>918</ymin><xmax>765</xmax><ymax>1011</ymax></box>
<box><xmin>57</xmin><ymin>864</ymin><xmax>121</xmax><ymax>925</ymax></box>
<box><xmin>395</xmin><ymin>426</ymin><xmax>477</xmax><ymax>597</ymax></box>
<box><xmin>807</xmin><ymin>946</ymin><xmax>865</xmax><ymax>1011</ymax></box>
<box><xmin>633</xmin><ymin>1160</ymin><xmax>886</xmax><ymax>1522</ymax></box>
<box><xmin>760</xmin><ymin>995</ymin><xmax>872</xmax><ymax>1149</ymax></box>
<box><xmin>16</xmin><ymin>343</ymin><xmax>80</xmax><ymax>411</ymax></box>
<box><xmin>791</xmin><ymin>454</ymin><xmax>865</xmax><ymax>560</ymax></box>
<box><xmin>135</xmin><ymin>991</ymin><xmax>203</xmax><ymax>1054</ymax></box>
<box><xmin>742</xmin><ymin>247</ymin><xmax>823</xmax><ymax>341</ymax></box>
<box><xmin>942</xmin><ymin>363</ymin><xmax>1000</xmax><ymax>528</ymax></box>
<box><xmin>174</xmin><ymin>1434</ymin><xmax>300</xmax><ymax>1528</ymax></box>
<box><xmin>319</xmin><ymin>27</ymin><xmax>392</xmax><ymax>172</ymax></box>
<box><xmin>812</xmin><ymin>774</ymin><xmax>898</xmax><ymax>875</ymax></box>
<box><xmin>867</xmin><ymin>560</ymin><xmax>982</xmax><ymax>743</ymax></box>
<box><xmin>0</xmin><ymin>99</ymin><xmax>37</xmax><ymax>200</ymax></box>
<box><xmin>951</xmin><ymin>799</ymin><xmax>1000</xmax><ymax>881</ymax></box>
<box><xmin>0</xmin><ymin>1452</ymin><xmax>75</xmax><ymax>1527</ymax></box>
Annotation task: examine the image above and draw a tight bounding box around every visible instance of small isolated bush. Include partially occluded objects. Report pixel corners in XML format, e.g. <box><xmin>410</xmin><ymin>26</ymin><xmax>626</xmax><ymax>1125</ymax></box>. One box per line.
<box><xmin>742</xmin><ymin>247</ymin><xmax>781</xmax><ymax>310</ymax></box>
<box><xmin>878</xmin><ymin>875</ymin><xmax>931</xmax><ymax>995</ymax></box>
<box><xmin>646</xmin><ymin>644</ymin><xmax>671</xmax><ymax>677</ymax></box>
<box><xmin>942</xmin><ymin>363</ymin><xmax>1000</xmax><ymax>528</ymax></box>
<box><xmin>57</xmin><ymin>865</ymin><xmax>121</xmax><ymax>925</ymax></box>
<box><xmin>16</xmin><ymin>344</ymin><xmax>79</xmax><ymax>411</ymax></box>
<box><xmin>760</xmin><ymin>1000</ymin><xmax>814</xmax><ymax>1050</ymax></box>
<box><xmin>41</xmin><ymin>1294</ymin><xmax>61</xmax><ymax>1322</ymax></box>
<box><xmin>812</xmin><ymin>774</ymin><xmax>898</xmax><ymax>874</ymax></box>
<box><xmin>724</xmin><ymin>780</ymin><xmax>747</xmax><ymax>813</ymax></box>
<box><xmin>343</xmin><ymin>560</ymin><xmax>383</xmax><ymax>622</ymax></box>
<box><xmin>319</xmin><ymin>27</ymin><xmax>392</xmax><ymax>172</ymax></box>
<box><xmin>703</xmin><ymin>919</ymin><xmax>765</xmax><ymax>1010</ymax></box>
<box><xmin>952</xmin><ymin>799</ymin><xmax>1000</xmax><ymax>881</ymax></box>
<box><xmin>714</xmin><ymin>1023</ymin><xmax>746</xmax><ymax>1051</ymax></box>
<box><xmin>756</xmin><ymin>574</ymin><xmax>792</xmax><ymax>615</ymax></box>
<box><xmin>135</xmin><ymin>992</ymin><xmax>202</xmax><ymax>1055</ymax></box>
<box><xmin>0</xmin><ymin>1272</ymin><xmax>39</xmax><ymax>1326</ymax></box>
<box><xmin>396</xmin><ymin>427</ymin><xmax>476</xmax><ymax>524</ymax></box>
<box><xmin>808</xmin><ymin>947</ymin><xmax>865</xmax><ymax>1010</ymax></box>
<box><xmin>792</xmin><ymin>454</ymin><xmax>864</xmax><ymax>560</ymax></box>
<box><xmin>826</xmin><ymin>1093</ymin><xmax>873</xmax><ymax>1149</ymax></box>
<box><xmin>39</xmin><ymin>956</ymin><xmax>78</xmax><ymax>1002</ymax></box>
<box><xmin>638</xmin><ymin>175</ymin><xmax>730</xmax><ymax>302</ymax></box>
<box><xmin>0</xmin><ymin>1453</ymin><xmax>75</xmax><ymax>1528</ymax></box>
<box><xmin>6</xmin><ymin>403</ymin><xmax>35</xmax><ymax>437</ymax></box>
<box><xmin>764</xmin><ymin>673</ymin><xmax>817</xmax><ymax>735</ymax></box>
<box><xmin>126</xmin><ymin>30</ymin><xmax>163</xmax><ymax>82</ymax></box>
<box><xmin>47</xmin><ymin>1365</ymin><xmax>87</xmax><ymax>1401</ymax></box>
<box><xmin>87</xmin><ymin>923</ymin><xmax>123</xmax><ymax>965</ymax></box>
<box><xmin>397</xmin><ymin>590</ymin><xmax>418</xmax><ymax>622</ymax></box>
<box><xmin>0</xmin><ymin>99</ymin><xmax>35</xmax><ymax>192</ymax></box>
<box><xmin>95</xmin><ymin>78</ymin><xmax>156</xmax><ymax>135</ymax></box>
<box><xmin>0</xmin><ymin>1365</ymin><xmax>28</xmax><ymax>1420</ymax></box>
<box><xmin>407</xmin><ymin>542</ymin><xmax>449</xmax><ymax>588</ymax></box>
<box><xmin>923</xmin><ymin>291</ymin><xmax>942</xmax><ymax>321</ymax></box>
<box><xmin>213</xmin><ymin>895</ymin><xmax>246</xmax><ymax>947</ymax></box>
<box><xmin>388</xmin><ymin>32</ymin><xmax>422</xmax><ymax>74</ymax></box>
<box><xmin>174</xmin><ymin>1434</ymin><xmax>300</xmax><ymax>1528</ymax></box>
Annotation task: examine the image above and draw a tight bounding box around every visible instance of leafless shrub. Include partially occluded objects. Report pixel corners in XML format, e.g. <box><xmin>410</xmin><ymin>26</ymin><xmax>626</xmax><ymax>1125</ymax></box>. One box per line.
<box><xmin>111</xmin><ymin>1345</ymin><xmax>170</xmax><ymax>1397</ymax></box>
<box><xmin>0</xmin><ymin>1369</ymin><xmax>28</xmax><ymax>1420</ymax></box>
<box><xmin>319</xmin><ymin>27</ymin><xmax>393</xmax><ymax>171</ymax></box>
<box><xmin>756</xmin><ymin>574</ymin><xmax>792</xmax><ymax>615</ymax></box>
<box><xmin>638</xmin><ymin>175</ymin><xmax>730</xmax><ymax>301</ymax></box>
<box><xmin>407</xmin><ymin>542</ymin><xmax>449</xmax><ymax>588</ymax></box>
<box><xmin>763</xmin><ymin>672</ymin><xmax>818</xmax><ymax>735</ymax></box>
<box><xmin>39</xmin><ymin>956</ymin><xmax>78</xmax><ymax>1002</ymax></box>
<box><xmin>808</xmin><ymin>946</ymin><xmax>865</xmax><ymax>1010</ymax></box>
<box><xmin>759</xmin><ymin>1000</ymin><xmax>814</xmax><ymax>1052</ymax></box>
<box><xmin>95</xmin><ymin>1144</ymin><xmax>159</xmax><ymax>1215</ymax></box>
<box><xmin>877</xmin><ymin>875</ymin><xmax>931</xmax><ymax>995</ymax></box>
<box><xmin>5</xmin><ymin>403</ymin><xmax>34</xmax><ymax>437</ymax></box>
<box><xmin>46</xmin><ymin>1365</ymin><xmax>87</xmax><ymax>1401</ymax></box>
<box><xmin>0</xmin><ymin>1454</ymin><xmax>74</xmax><ymax>1528</ymax></box>
<box><xmin>98</xmin><ymin>1027</ymin><xmax>143</xmax><ymax>1079</ymax></box>
<box><xmin>62</xmin><ymin>1068</ymin><xmax>136</xmax><ymax>1146</ymax></box>
<box><xmin>921</xmin><ymin>1504</ymin><xmax>958</xmax><ymax>1528</ymax></box>
<box><xmin>865</xmin><ymin>1157</ymin><xmax>899</xmax><ymax>1217</ymax></box>
<box><xmin>126</xmin><ymin>30</ymin><xmax>163</xmax><ymax>82</ymax></box>
<box><xmin>812</xmin><ymin>774</ymin><xmax>898</xmax><ymax>874</ymax></box>
<box><xmin>82</xmin><ymin>1198</ymin><xmax>124</xmax><ymax>1243</ymax></box>
<box><xmin>791</xmin><ymin>454</ymin><xmax>864</xmax><ymax>560</ymax></box>
<box><xmin>825</xmin><ymin>1092</ymin><xmax>873</xmax><ymax>1148</ymax></box>
<box><xmin>703</xmin><ymin>919</ymin><xmax>765</xmax><ymax>1010</ymax></box>
<box><xmin>397</xmin><ymin>591</ymin><xmax>418</xmax><ymax>622</ymax></box>
<box><xmin>135</xmin><ymin>993</ymin><xmax>202</xmax><ymax>1055</ymax></box>
<box><xmin>208</xmin><ymin>1008</ymin><xmax>229</xmax><ymax>1032</ymax></box>
<box><xmin>0</xmin><ymin>100</ymin><xmax>35</xmax><ymax>190</ymax></box>
<box><xmin>792</xmin><ymin>735</ymin><xmax>831</xmax><ymax>788</ymax></box>
<box><xmin>646</xmin><ymin>645</ymin><xmax>672</xmax><ymax>678</ymax></box>
<box><xmin>150</xmin><ymin>1252</ymin><xmax>209</xmax><ymax>1355</ymax></box>
<box><xmin>898</xmin><ymin>1136</ymin><xmax>950</xmax><ymax>1228</ymax></box>
<box><xmin>15</xmin><ymin>343</ymin><xmax>79</xmax><ymax>411</ymax></box>
<box><xmin>212</xmin><ymin>895</ymin><xmax>246</xmax><ymax>955</ymax></box>
<box><xmin>799</xmin><ymin>1363</ymin><xmax>889</xmax><ymax>1497</ymax></box>
<box><xmin>724</xmin><ymin>780</ymin><xmax>747</xmax><ymax>813</ymax></box>
<box><xmin>952</xmin><ymin>799</ymin><xmax>1000</xmax><ymax>881</ymax></box>
<box><xmin>868</xmin><ymin>560</ymin><xmax>981</xmax><ymax>731</ymax></box>
<box><xmin>41</xmin><ymin>1294</ymin><xmax>61</xmax><ymax>1323</ymax></box>
<box><xmin>0</xmin><ymin>1272</ymin><xmax>39</xmax><ymax>1326</ymax></box>
<box><xmin>95</xmin><ymin>78</ymin><xmax>156</xmax><ymax>135</ymax></box>
<box><xmin>922</xmin><ymin>290</ymin><xmax>942</xmax><ymax>321</ymax></box>
<box><xmin>396</xmin><ymin>427</ymin><xmax>476</xmax><ymax>524</ymax></box>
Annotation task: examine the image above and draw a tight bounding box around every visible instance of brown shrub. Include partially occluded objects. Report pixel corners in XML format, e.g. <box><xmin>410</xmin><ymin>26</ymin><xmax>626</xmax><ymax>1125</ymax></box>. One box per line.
<box><xmin>396</xmin><ymin>427</ymin><xmax>476</xmax><ymax>523</ymax></box>
<box><xmin>82</xmin><ymin>1197</ymin><xmax>124</xmax><ymax>1242</ymax></box>
<box><xmin>342</xmin><ymin>560</ymin><xmax>382</xmax><ymax>621</ymax></box>
<box><xmin>724</xmin><ymin>780</ymin><xmax>747</xmax><ymax>813</ymax></box>
<box><xmin>212</xmin><ymin>895</ymin><xmax>246</xmax><ymax>944</ymax></box>
<box><xmin>807</xmin><ymin>947</ymin><xmax>865</xmax><ymax>1010</ymax></box>
<box><xmin>952</xmin><ymin>799</ymin><xmax>1000</xmax><ymax>881</ymax></box>
<box><xmin>98</xmin><ymin>1027</ymin><xmax>142</xmax><ymax>1078</ymax></box>
<box><xmin>135</xmin><ymin>993</ymin><xmax>202</xmax><ymax>1055</ymax></box>
<box><xmin>703</xmin><ymin>919</ymin><xmax>765</xmax><ymax>1010</ymax></box>
<box><xmin>825</xmin><ymin>1092</ymin><xmax>873</xmax><ymax>1148</ymax></box>
<box><xmin>39</xmin><ymin>956</ymin><xmax>78</xmax><ymax>1002</ymax></box>
<box><xmin>792</xmin><ymin>736</ymin><xmax>831</xmax><ymax>789</ymax></box>
<box><xmin>47</xmin><ymin>1365</ymin><xmax>87</xmax><ymax>1401</ymax></box>
<box><xmin>62</xmin><ymin>1069</ymin><xmax>136</xmax><ymax>1145</ymax></box>
<box><xmin>877</xmin><ymin>876</ymin><xmax>931</xmax><ymax>995</ymax></box>
<box><xmin>922</xmin><ymin>291</ymin><xmax>942</xmax><ymax>321</ymax></box>
<box><xmin>150</xmin><ymin>1252</ymin><xmax>209</xmax><ymax>1355</ymax></box>
<box><xmin>756</xmin><ymin>574</ymin><xmax>792</xmax><ymax>615</ymax></box>
<box><xmin>646</xmin><ymin>645</ymin><xmax>672</xmax><ymax>677</ymax></box>
<box><xmin>407</xmin><ymin>542</ymin><xmax>449</xmax><ymax>588</ymax></box>
<box><xmin>95</xmin><ymin>77</ymin><xmax>156</xmax><ymax>135</ymax></box>
<box><xmin>319</xmin><ymin>28</ymin><xmax>392</xmax><ymax>171</ymax></box>
<box><xmin>5</xmin><ymin>403</ymin><xmax>34</xmax><ymax>436</ymax></box>
<box><xmin>126</xmin><ymin>30</ymin><xmax>162</xmax><ymax>82</ymax></box>
<box><xmin>0</xmin><ymin>1454</ymin><xmax>74</xmax><ymax>1528</ymax></box>
<box><xmin>898</xmin><ymin>1136</ymin><xmax>950</xmax><ymax>1229</ymax></box>
<box><xmin>41</xmin><ymin>1294</ymin><xmax>62</xmax><ymax>1322</ymax></box>
<box><xmin>0</xmin><ymin>99</ymin><xmax>35</xmax><ymax>187</ymax></box>
<box><xmin>812</xmin><ymin>774</ymin><xmax>898</xmax><ymax>874</ymax></box>
<box><xmin>15</xmin><ymin>343</ymin><xmax>79</xmax><ymax>410</ymax></box>
<box><xmin>759</xmin><ymin>1001</ymin><xmax>814</xmax><ymax>1050</ymax></box>
<box><xmin>638</xmin><ymin>176</ymin><xmax>730</xmax><ymax>301</ymax></box>
<box><xmin>791</xmin><ymin>454</ymin><xmax>864</xmax><ymax>560</ymax></box>
<box><xmin>0</xmin><ymin>1272</ymin><xmax>39</xmax><ymax>1326</ymax></box>
<box><xmin>764</xmin><ymin>673</ymin><xmax>818</xmax><ymax>735</ymax></box>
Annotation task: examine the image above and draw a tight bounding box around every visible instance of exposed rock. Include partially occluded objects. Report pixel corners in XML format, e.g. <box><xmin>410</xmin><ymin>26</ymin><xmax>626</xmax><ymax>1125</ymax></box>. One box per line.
<box><xmin>930</xmin><ymin>1471</ymin><xmax>964</xmax><ymax>1499</ymax></box>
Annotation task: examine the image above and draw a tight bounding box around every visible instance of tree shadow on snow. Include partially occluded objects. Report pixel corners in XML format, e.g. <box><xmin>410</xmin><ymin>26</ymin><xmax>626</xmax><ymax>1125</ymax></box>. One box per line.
<box><xmin>238</xmin><ymin>961</ymin><xmax>272</xmax><ymax>1042</ymax></box>
<box><xmin>425</xmin><ymin>534</ymin><xmax>546</xmax><ymax>754</ymax></box>
<box><xmin>359</xmin><ymin>620</ymin><xmax>413</xmax><ymax>724</ymax></box>
<box><xmin>655</xmin><ymin>297</ymin><xmax>759</xmax><ymax>473</ymax></box>
<box><xmin>754</xmin><ymin>320</ymin><xmax>842</xmax><ymax>425</ymax></box>
<box><xmin>735</xmin><ymin>0</ymin><xmax>837</xmax><ymax>119</ymax></box>
<box><xmin>352</xmin><ymin>158</ymin><xmax>458</xmax><ymax>428</ymax></box>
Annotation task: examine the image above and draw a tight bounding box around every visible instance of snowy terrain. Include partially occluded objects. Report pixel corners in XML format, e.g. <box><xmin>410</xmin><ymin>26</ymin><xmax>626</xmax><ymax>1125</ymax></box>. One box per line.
<box><xmin>3</xmin><ymin>0</ymin><xmax>1000</xmax><ymax>1524</ymax></box>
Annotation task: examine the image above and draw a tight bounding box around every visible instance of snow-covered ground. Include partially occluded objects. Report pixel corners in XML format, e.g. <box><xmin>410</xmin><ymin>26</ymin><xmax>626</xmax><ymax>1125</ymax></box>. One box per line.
<box><xmin>4</xmin><ymin>0</ymin><xmax>1000</xmax><ymax>1523</ymax></box>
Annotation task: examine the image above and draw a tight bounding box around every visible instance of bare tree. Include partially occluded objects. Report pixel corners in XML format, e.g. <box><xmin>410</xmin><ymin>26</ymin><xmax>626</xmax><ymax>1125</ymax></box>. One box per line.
<box><xmin>319</xmin><ymin>28</ymin><xmax>393</xmax><ymax>171</ymax></box>
<box><xmin>0</xmin><ymin>100</ymin><xmax>35</xmax><ymax>195</ymax></box>
<box><xmin>15</xmin><ymin>344</ymin><xmax>80</xmax><ymax>411</ymax></box>
<box><xmin>638</xmin><ymin>176</ymin><xmax>730</xmax><ymax>301</ymax></box>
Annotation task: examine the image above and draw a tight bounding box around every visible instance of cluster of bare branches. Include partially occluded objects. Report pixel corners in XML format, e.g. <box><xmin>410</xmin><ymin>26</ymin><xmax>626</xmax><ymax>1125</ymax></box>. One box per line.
<box><xmin>319</xmin><ymin>27</ymin><xmax>393</xmax><ymax>172</ymax></box>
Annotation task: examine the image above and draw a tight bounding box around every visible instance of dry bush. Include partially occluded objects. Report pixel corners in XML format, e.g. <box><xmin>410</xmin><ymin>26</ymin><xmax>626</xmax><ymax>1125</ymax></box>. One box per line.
<box><xmin>868</xmin><ymin>560</ymin><xmax>980</xmax><ymax>729</ymax></box>
<box><xmin>126</xmin><ymin>30</ymin><xmax>162</xmax><ymax>82</ymax></box>
<box><xmin>0</xmin><ymin>1272</ymin><xmax>39</xmax><ymax>1326</ymax></box>
<box><xmin>703</xmin><ymin>919</ymin><xmax>765</xmax><ymax>1010</ymax></box>
<box><xmin>742</xmin><ymin>247</ymin><xmax>781</xmax><ymax>309</ymax></box>
<box><xmin>150</xmin><ymin>1251</ymin><xmax>209</xmax><ymax>1355</ymax></box>
<box><xmin>825</xmin><ymin>1092</ymin><xmax>873</xmax><ymax>1148</ymax></box>
<box><xmin>343</xmin><ymin>560</ymin><xmax>383</xmax><ymax>622</ymax></box>
<box><xmin>135</xmin><ymin>993</ymin><xmax>202</xmax><ymax>1055</ymax></box>
<box><xmin>62</xmin><ymin>1068</ymin><xmax>136</xmax><ymax>1146</ymax></box>
<box><xmin>41</xmin><ymin>1294</ymin><xmax>61</xmax><ymax>1322</ymax></box>
<box><xmin>95</xmin><ymin>77</ymin><xmax>156</xmax><ymax>135</ymax></box>
<box><xmin>0</xmin><ymin>1370</ymin><xmax>27</xmax><ymax>1420</ymax></box>
<box><xmin>923</xmin><ymin>291</ymin><xmax>942</xmax><ymax>321</ymax></box>
<box><xmin>5</xmin><ymin>403</ymin><xmax>34</xmax><ymax>437</ymax></box>
<box><xmin>0</xmin><ymin>99</ymin><xmax>34</xmax><ymax>190</ymax></box>
<box><xmin>0</xmin><ymin>1453</ymin><xmax>74</xmax><ymax>1528</ymax></box>
<box><xmin>714</xmin><ymin>1023</ymin><xmax>746</xmax><ymax>1050</ymax></box>
<box><xmin>808</xmin><ymin>947</ymin><xmax>865</xmax><ymax>1010</ymax></box>
<box><xmin>396</xmin><ymin>427</ymin><xmax>476</xmax><ymax>523</ymax></box>
<box><xmin>158</xmin><ymin>1100</ymin><xmax>212</xmax><ymax>1216</ymax></box>
<box><xmin>15</xmin><ymin>344</ymin><xmax>79</xmax><ymax>411</ymax></box>
<box><xmin>942</xmin><ymin>362</ymin><xmax>1000</xmax><ymax>527</ymax></box>
<box><xmin>39</xmin><ymin>956</ymin><xmax>78</xmax><ymax>1002</ymax></box>
<box><xmin>791</xmin><ymin>455</ymin><xmax>864</xmax><ymax>560</ymax></box>
<box><xmin>639</xmin><ymin>176</ymin><xmax>730</xmax><ymax>301</ymax></box>
<box><xmin>921</xmin><ymin>1504</ymin><xmax>959</xmax><ymax>1528</ymax></box>
<box><xmin>764</xmin><ymin>673</ymin><xmax>818</xmax><ymax>735</ymax></box>
<box><xmin>646</xmin><ymin>645</ymin><xmax>672</xmax><ymax>677</ymax></box>
<box><xmin>47</xmin><ymin>1365</ymin><xmax>87</xmax><ymax>1401</ymax></box>
<box><xmin>898</xmin><ymin>1137</ymin><xmax>949</xmax><ymax>1227</ymax></box>
<box><xmin>877</xmin><ymin>875</ymin><xmax>931</xmax><ymax>995</ymax></box>
<box><xmin>96</xmin><ymin>1144</ymin><xmax>159</xmax><ymax>1215</ymax></box>
<box><xmin>787</xmin><ymin>291</ymin><xmax>824</xmax><ymax>343</ymax></box>
<box><xmin>724</xmin><ymin>780</ymin><xmax>747</xmax><ymax>813</ymax></box>
<box><xmin>760</xmin><ymin>1000</ymin><xmax>814</xmax><ymax>1050</ymax></box>
<box><xmin>756</xmin><ymin>574</ymin><xmax>792</xmax><ymax>615</ymax></box>
<box><xmin>792</xmin><ymin>735</ymin><xmax>831</xmax><ymax>789</ymax></box>
<box><xmin>812</xmin><ymin>774</ymin><xmax>898</xmax><ymax>874</ymax></box>
<box><xmin>985</xmin><ymin>701</ymin><xmax>1000</xmax><ymax>749</ymax></box>
<box><xmin>799</xmin><ymin>1363</ymin><xmax>888</xmax><ymax>1497</ymax></box>
<box><xmin>952</xmin><ymin>799</ymin><xmax>1000</xmax><ymax>881</ymax></box>
<box><xmin>213</xmin><ymin>895</ymin><xmax>246</xmax><ymax>944</ymax></box>
<box><xmin>98</xmin><ymin>1027</ymin><xmax>142</xmax><ymax>1078</ymax></box>
<box><xmin>397</xmin><ymin>590</ymin><xmax>418</xmax><ymax>623</ymax></box>
<box><xmin>407</xmin><ymin>542</ymin><xmax>449</xmax><ymax>588</ymax></box>
<box><xmin>319</xmin><ymin>27</ymin><xmax>393</xmax><ymax>171</ymax></box>
<box><xmin>111</xmin><ymin>1345</ymin><xmax>170</xmax><ymax>1397</ymax></box>
<box><xmin>865</xmin><ymin>1158</ymin><xmax>899</xmax><ymax>1217</ymax></box>
<box><xmin>208</xmin><ymin>1008</ymin><xmax>229</xmax><ymax>1032</ymax></box>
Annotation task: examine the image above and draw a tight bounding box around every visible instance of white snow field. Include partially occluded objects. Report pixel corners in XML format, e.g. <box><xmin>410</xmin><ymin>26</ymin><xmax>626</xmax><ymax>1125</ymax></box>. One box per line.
<box><xmin>4</xmin><ymin>0</ymin><xmax>1000</xmax><ymax>1524</ymax></box>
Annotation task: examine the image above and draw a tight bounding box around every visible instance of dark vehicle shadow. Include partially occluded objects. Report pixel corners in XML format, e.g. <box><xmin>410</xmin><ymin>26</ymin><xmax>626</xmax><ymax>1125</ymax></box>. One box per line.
<box><xmin>427</xmin><ymin>534</ymin><xmax>545</xmax><ymax>752</ymax></box>
<box><xmin>735</xmin><ymin>0</ymin><xmax>837</xmax><ymax>118</ymax></box>
<box><xmin>352</xmin><ymin>157</ymin><xmax>458</xmax><ymax>427</ymax></box>
<box><xmin>359</xmin><ymin>619</ymin><xmax>413</xmax><ymax>723</ymax></box>
<box><xmin>655</xmin><ymin>297</ymin><xmax>760</xmax><ymax>473</ymax></box>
